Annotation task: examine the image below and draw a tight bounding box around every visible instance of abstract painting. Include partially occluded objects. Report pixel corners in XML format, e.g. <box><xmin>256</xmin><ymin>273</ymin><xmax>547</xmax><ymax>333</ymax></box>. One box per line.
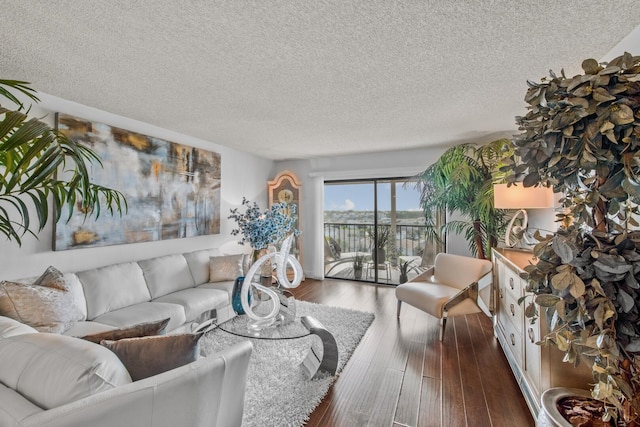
<box><xmin>54</xmin><ymin>113</ymin><xmax>221</xmax><ymax>250</ymax></box>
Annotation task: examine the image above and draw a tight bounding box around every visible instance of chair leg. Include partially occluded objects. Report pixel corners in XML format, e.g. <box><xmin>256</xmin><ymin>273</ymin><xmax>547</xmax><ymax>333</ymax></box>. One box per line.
<box><xmin>439</xmin><ymin>316</ymin><xmax>447</xmax><ymax>341</ymax></box>
<box><xmin>396</xmin><ymin>300</ymin><xmax>402</xmax><ymax>318</ymax></box>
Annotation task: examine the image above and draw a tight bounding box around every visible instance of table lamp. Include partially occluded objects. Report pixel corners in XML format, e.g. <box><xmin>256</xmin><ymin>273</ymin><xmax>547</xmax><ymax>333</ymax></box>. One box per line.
<box><xmin>493</xmin><ymin>183</ymin><xmax>554</xmax><ymax>247</ymax></box>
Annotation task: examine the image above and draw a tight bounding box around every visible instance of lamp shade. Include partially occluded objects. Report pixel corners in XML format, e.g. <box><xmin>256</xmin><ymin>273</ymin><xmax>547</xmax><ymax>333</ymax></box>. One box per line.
<box><xmin>493</xmin><ymin>183</ymin><xmax>554</xmax><ymax>209</ymax></box>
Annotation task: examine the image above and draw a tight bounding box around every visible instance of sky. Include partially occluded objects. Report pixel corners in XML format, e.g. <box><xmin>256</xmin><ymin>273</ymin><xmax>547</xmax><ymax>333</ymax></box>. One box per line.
<box><xmin>324</xmin><ymin>181</ymin><xmax>422</xmax><ymax>211</ymax></box>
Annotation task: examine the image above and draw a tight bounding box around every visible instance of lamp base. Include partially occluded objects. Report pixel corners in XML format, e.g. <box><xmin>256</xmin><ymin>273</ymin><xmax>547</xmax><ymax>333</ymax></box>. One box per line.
<box><xmin>505</xmin><ymin>209</ymin><xmax>529</xmax><ymax>248</ymax></box>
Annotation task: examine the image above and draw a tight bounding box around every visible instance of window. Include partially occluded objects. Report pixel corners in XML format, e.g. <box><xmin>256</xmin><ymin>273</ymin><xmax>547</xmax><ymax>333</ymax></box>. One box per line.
<box><xmin>323</xmin><ymin>178</ymin><xmax>443</xmax><ymax>285</ymax></box>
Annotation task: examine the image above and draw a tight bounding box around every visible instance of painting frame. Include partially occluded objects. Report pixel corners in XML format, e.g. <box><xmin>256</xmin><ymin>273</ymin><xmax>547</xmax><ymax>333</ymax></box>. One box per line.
<box><xmin>53</xmin><ymin>113</ymin><xmax>221</xmax><ymax>251</ymax></box>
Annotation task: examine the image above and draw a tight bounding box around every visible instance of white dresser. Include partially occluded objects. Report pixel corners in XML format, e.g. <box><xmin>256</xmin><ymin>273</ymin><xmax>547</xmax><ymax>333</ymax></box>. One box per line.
<box><xmin>492</xmin><ymin>248</ymin><xmax>592</xmax><ymax>418</ymax></box>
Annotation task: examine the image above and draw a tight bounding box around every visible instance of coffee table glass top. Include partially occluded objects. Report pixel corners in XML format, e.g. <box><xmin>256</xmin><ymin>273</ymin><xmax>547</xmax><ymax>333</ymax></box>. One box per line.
<box><xmin>217</xmin><ymin>315</ymin><xmax>311</xmax><ymax>340</ymax></box>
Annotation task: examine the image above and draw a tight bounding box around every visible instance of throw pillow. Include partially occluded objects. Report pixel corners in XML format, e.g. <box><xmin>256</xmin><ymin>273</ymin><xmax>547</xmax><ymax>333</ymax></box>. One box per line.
<box><xmin>101</xmin><ymin>332</ymin><xmax>204</xmax><ymax>381</ymax></box>
<box><xmin>209</xmin><ymin>254</ymin><xmax>244</xmax><ymax>282</ymax></box>
<box><xmin>0</xmin><ymin>266</ymin><xmax>84</xmax><ymax>333</ymax></box>
<box><xmin>0</xmin><ymin>333</ymin><xmax>132</xmax><ymax>410</ymax></box>
<box><xmin>80</xmin><ymin>318</ymin><xmax>171</xmax><ymax>344</ymax></box>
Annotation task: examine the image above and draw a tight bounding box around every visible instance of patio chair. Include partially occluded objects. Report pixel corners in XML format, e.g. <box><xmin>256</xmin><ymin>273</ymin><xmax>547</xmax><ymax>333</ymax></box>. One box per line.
<box><xmin>395</xmin><ymin>253</ymin><xmax>492</xmax><ymax>340</ymax></box>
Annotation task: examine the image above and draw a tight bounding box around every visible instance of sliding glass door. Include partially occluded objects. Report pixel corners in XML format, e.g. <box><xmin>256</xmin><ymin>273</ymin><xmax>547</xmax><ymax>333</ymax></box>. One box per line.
<box><xmin>323</xmin><ymin>178</ymin><xmax>442</xmax><ymax>285</ymax></box>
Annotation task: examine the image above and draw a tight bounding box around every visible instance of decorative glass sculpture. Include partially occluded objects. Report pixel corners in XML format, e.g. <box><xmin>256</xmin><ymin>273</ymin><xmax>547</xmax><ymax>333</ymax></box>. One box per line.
<box><xmin>240</xmin><ymin>234</ymin><xmax>303</xmax><ymax>329</ymax></box>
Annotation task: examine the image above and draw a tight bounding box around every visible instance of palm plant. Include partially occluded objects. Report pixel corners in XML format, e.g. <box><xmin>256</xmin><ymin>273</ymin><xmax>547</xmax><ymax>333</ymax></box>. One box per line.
<box><xmin>0</xmin><ymin>79</ymin><xmax>127</xmax><ymax>245</ymax></box>
<box><xmin>415</xmin><ymin>139</ymin><xmax>511</xmax><ymax>259</ymax></box>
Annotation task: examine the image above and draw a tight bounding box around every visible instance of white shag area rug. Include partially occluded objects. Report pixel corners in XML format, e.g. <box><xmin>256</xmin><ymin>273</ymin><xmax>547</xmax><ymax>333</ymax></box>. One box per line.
<box><xmin>200</xmin><ymin>301</ymin><xmax>374</xmax><ymax>427</ymax></box>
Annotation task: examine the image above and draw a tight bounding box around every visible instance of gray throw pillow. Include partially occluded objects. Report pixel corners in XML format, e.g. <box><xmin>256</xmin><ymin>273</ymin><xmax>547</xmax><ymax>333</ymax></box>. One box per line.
<box><xmin>101</xmin><ymin>332</ymin><xmax>204</xmax><ymax>381</ymax></box>
<box><xmin>80</xmin><ymin>318</ymin><xmax>170</xmax><ymax>344</ymax></box>
<box><xmin>0</xmin><ymin>266</ymin><xmax>84</xmax><ymax>333</ymax></box>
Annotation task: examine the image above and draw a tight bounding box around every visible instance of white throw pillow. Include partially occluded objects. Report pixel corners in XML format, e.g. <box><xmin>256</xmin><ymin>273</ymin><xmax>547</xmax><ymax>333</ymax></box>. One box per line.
<box><xmin>0</xmin><ymin>267</ymin><xmax>84</xmax><ymax>333</ymax></box>
<box><xmin>0</xmin><ymin>333</ymin><xmax>132</xmax><ymax>409</ymax></box>
<box><xmin>209</xmin><ymin>254</ymin><xmax>244</xmax><ymax>282</ymax></box>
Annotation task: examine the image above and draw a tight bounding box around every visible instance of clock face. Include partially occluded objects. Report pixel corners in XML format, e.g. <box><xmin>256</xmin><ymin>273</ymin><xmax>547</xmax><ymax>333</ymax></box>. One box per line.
<box><xmin>278</xmin><ymin>189</ymin><xmax>294</xmax><ymax>204</ymax></box>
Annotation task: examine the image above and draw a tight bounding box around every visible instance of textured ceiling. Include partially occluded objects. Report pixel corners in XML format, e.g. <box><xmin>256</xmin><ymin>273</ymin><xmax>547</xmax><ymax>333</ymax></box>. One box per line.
<box><xmin>2</xmin><ymin>1</ymin><xmax>640</xmax><ymax>160</ymax></box>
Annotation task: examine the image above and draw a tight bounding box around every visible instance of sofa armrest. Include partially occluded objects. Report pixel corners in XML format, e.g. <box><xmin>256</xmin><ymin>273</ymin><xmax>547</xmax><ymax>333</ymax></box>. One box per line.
<box><xmin>18</xmin><ymin>341</ymin><xmax>253</xmax><ymax>427</ymax></box>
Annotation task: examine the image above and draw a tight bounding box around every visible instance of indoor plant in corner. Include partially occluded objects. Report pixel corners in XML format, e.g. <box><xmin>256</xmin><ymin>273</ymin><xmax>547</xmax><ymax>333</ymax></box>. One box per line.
<box><xmin>0</xmin><ymin>79</ymin><xmax>126</xmax><ymax>245</ymax></box>
<box><xmin>503</xmin><ymin>52</ymin><xmax>640</xmax><ymax>426</ymax></box>
<box><xmin>415</xmin><ymin>139</ymin><xmax>511</xmax><ymax>260</ymax></box>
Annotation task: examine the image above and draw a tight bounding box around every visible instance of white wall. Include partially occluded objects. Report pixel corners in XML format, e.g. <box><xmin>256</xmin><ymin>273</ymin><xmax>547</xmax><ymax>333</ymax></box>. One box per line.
<box><xmin>0</xmin><ymin>94</ymin><xmax>274</xmax><ymax>280</ymax></box>
<box><xmin>275</xmin><ymin>145</ymin><xmax>456</xmax><ymax>279</ymax></box>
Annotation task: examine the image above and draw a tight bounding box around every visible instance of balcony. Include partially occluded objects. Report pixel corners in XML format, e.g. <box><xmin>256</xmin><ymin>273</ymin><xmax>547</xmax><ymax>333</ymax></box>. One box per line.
<box><xmin>324</xmin><ymin>222</ymin><xmax>436</xmax><ymax>284</ymax></box>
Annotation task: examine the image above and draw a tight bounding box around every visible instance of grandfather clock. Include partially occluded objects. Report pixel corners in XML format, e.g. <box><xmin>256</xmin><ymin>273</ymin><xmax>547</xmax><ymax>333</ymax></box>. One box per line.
<box><xmin>267</xmin><ymin>171</ymin><xmax>302</xmax><ymax>279</ymax></box>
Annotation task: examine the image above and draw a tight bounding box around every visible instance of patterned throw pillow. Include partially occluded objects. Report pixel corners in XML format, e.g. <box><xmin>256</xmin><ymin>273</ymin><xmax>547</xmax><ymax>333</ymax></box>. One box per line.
<box><xmin>209</xmin><ymin>254</ymin><xmax>245</xmax><ymax>282</ymax></box>
<box><xmin>101</xmin><ymin>332</ymin><xmax>204</xmax><ymax>381</ymax></box>
<box><xmin>0</xmin><ymin>267</ymin><xmax>84</xmax><ymax>333</ymax></box>
<box><xmin>80</xmin><ymin>318</ymin><xmax>171</xmax><ymax>344</ymax></box>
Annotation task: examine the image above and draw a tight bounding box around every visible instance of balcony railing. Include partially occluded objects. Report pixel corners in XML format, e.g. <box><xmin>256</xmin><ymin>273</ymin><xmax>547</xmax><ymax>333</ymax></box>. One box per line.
<box><xmin>323</xmin><ymin>222</ymin><xmax>430</xmax><ymax>261</ymax></box>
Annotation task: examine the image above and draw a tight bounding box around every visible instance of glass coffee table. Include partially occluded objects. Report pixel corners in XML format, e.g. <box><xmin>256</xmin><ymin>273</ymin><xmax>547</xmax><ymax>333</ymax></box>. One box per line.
<box><xmin>214</xmin><ymin>314</ymin><xmax>338</xmax><ymax>380</ymax></box>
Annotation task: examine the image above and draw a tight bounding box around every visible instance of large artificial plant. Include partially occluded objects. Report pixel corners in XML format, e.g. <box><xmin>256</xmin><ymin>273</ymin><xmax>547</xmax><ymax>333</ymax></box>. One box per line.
<box><xmin>415</xmin><ymin>139</ymin><xmax>511</xmax><ymax>259</ymax></box>
<box><xmin>504</xmin><ymin>52</ymin><xmax>640</xmax><ymax>425</ymax></box>
<box><xmin>0</xmin><ymin>79</ymin><xmax>126</xmax><ymax>245</ymax></box>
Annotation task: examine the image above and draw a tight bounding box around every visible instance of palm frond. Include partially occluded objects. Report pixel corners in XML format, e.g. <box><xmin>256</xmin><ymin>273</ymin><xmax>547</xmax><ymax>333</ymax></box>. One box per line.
<box><xmin>0</xmin><ymin>80</ymin><xmax>127</xmax><ymax>245</ymax></box>
<box><xmin>415</xmin><ymin>139</ymin><xmax>513</xmax><ymax>258</ymax></box>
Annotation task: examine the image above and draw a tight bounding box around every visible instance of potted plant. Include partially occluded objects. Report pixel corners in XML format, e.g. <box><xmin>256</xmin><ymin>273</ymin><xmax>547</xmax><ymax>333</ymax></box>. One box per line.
<box><xmin>352</xmin><ymin>254</ymin><xmax>365</xmax><ymax>280</ymax></box>
<box><xmin>367</xmin><ymin>225</ymin><xmax>390</xmax><ymax>264</ymax></box>
<box><xmin>504</xmin><ymin>52</ymin><xmax>640</xmax><ymax>426</ymax></box>
<box><xmin>415</xmin><ymin>140</ymin><xmax>512</xmax><ymax>259</ymax></box>
<box><xmin>398</xmin><ymin>259</ymin><xmax>413</xmax><ymax>284</ymax></box>
<box><xmin>0</xmin><ymin>79</ymin><xmax>126</xmax><ymax>245</ymax></box>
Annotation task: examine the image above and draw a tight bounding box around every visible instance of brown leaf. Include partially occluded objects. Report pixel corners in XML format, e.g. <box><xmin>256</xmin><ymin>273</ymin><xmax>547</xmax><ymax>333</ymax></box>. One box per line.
<box><xmin>551</xmin><ymin>269</ymin><xmax>573</xmax><ymax>290</ymax></box>
<box><xmin>582</xmin><ymin>58</ymin><xmax>600</xmax><ymax>74</ymax></box>
<box><xmin>593</xmin><ymin>87</ymin><xmax>616</xmax><ymax>103</ymax></box>
<box><xmin>610</xmin><ymin>103</ymin><xmax>635</xmax><ymax>125</ymax></box>
<box><xmin>569</xmin><ymin>274</ymin><xmax>586</xmax><ymax>298</ymax></box>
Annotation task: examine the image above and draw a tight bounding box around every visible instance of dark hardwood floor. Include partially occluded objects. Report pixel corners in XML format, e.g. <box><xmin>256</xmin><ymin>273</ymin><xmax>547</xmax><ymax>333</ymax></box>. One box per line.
<box><xmin>290</xmin><ymin>278</ymin><xmax>534</xmax><ymax>427</ymax></box>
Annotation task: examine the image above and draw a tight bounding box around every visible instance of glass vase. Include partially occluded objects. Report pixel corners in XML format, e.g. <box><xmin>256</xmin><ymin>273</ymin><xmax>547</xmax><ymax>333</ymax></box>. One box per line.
<box><xmin>231</xmin><ymin>276</ymin><xmax>251</xmax><ymax>315</ymax></box>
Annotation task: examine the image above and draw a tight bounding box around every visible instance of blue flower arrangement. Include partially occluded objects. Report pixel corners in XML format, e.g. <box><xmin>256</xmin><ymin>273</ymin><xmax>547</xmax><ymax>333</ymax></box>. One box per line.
<box><xmin>229</xmin><ymin>198</ymin><xmax>300</xmax><ymax>250</ymax></box>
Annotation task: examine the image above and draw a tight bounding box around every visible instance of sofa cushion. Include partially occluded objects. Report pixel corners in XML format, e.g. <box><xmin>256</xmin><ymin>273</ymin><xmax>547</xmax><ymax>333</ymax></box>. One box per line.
<box><xmin>209</xmin><ymin>254</ymin><xmax>244</xmax><ymax>283</ymax></box>
<box><xmin>0</xmin><ymin>315</ymin><xmax>38</xmax><ymax>338</ymax></box>
<box><xmin>154</xmin><ymin>288</ymin><xmax>228</xmax><ymax>322</ymax></box>
<box><xmin>77</xmin><ymin>262</ymin><xmax>152</xmax><ymax>320</ymax></box>
<box><xmin>93</xmin><ymin>301</ymin><xmax>186</xmax><ymax>332</ymax></box>
<box><xmin>0</xmin><ymin>267</ymin><xmax>84</xmax><ymax>333</ymax></box>
<box><xmin>101</xmin><ymin>332</ymin><xmax>204</xmax><ymax>381</ymax></box>
<box><xmin>138</xmin><ymin>254</ymin><xmax>196</xmax><ymax>299</ymax></box>
<box><xmin>0</xmin><ymin>383</ymin><xmax>43</xmax><ymax>424</ymax></box>
<box><xmin>0</xmin><ymin>333</ymin><xmax>132</xmax><ymax>410</ymax></box>
<box><xmin>183</xmin><ymin>248</ymin><xmax>221</xmax><ymax>285</ymax></box>
<box><xmin>197</xmin><ymin>280</ymin><xmax>235</xmax><ymax>299</ymax></box>
<box><xmin>81</xmin><ymin>318</ymin><xmax>170</xmax><ymax>344</ymax></box>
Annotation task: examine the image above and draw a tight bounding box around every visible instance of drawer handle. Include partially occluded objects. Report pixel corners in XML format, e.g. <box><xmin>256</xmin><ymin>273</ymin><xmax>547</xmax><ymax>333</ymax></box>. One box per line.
<box><xmin>510</xmin><ymin>333</ymin><xmax>516</xmax><ymax>346</ymax></box>
<box><xmin>509</xmin><ymin>303</ymin><xmax>515</xmax><ymax>316</ymax></box>
<box><xmin>528</xmin><ymin>328</ymin><xmax>535</xmax><ymax>343</ymax></box>
<box><xmin>509</xmin><ymin>277</ymin><xmax>514</xmax><ymax>290</ymax></box>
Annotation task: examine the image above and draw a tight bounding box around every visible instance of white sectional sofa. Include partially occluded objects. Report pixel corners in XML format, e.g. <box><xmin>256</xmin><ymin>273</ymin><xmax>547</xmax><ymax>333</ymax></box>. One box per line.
<box><xmin>36</xmin><ymin>248</ymin><xmax>243</xmax><ymax>337</ymax></box>
<box><xmin>0</xmin><ymin>248</ymin><xmax>253</xmax><ymax>427</ymax></box>
<box><xmin>0</xmin><ymin>316</ymin><xmax>253</xmax><ymax>427</ymax></box>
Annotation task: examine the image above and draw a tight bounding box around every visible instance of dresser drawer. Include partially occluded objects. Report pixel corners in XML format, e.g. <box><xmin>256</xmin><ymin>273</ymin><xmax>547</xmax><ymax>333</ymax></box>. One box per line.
<box><xmin>503</xmin><ymin>266</ymin><xmax>523</xmax><ymax>300</ymax></box>
<box><xmin>523</xmin><ymin>314</ymin><xmax>541</xmax><ymax>396</ymax></box>
<box><xmin>498</xmin><ymin>309</ymin><xmax>523</xmax><ymax>367</ymax></box>
<box><xmin>498</xmin><ymin>284</ymin><xmax>523</xmax><ymax>334</ymax></box>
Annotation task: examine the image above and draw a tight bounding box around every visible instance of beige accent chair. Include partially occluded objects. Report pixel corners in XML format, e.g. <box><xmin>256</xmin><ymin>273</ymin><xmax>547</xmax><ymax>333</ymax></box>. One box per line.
<box><xmin>395</xmin><ymin>253</ymin><xmax>492</xmax><ymax>340</ymax></box>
